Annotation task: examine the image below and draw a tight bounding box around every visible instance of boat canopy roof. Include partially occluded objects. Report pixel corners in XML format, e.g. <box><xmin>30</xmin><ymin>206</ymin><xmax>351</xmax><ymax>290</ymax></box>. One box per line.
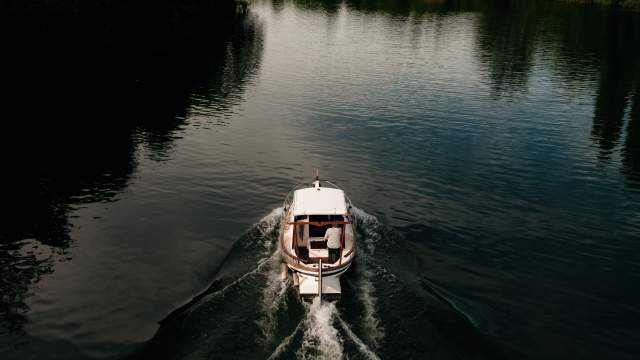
<box><xmin>292</xmin><ymin>187</ymin><xmax>347</xmax><ymax>216</ymax></box>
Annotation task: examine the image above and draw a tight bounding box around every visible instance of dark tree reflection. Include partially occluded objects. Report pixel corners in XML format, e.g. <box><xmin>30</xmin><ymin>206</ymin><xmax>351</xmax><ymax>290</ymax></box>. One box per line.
<box><xmin>344</xmin><ymin>0</ymin><xmax>477</xmax><ymax>16</ymax></box>
<box><xmin>294</xmin><ymin>0</ymin><xmax>342</xmax><ymax>13</ymax></box>
<box><xmin>0</xmin><ymin>1</ymin><xmax>264</xmax><ymax>334</ymax></box>
<box><xmin>590</xmin><ymin>12</ymin><xmax>640</xmax><ymax>158</ymax></box>
<box><xmin>623</xmin><ymin>84</ymin><xmax>640</xmax><ymax>189</ymax></box>
<box><xmin>469</xmin><ymin>0</ymin><xmax>640</xmax><ymax>187</ymax></box>
<box><xmin>475</xmin><ymin>0</ymin><xmax>542</xmax><ymax>96</ymax></box>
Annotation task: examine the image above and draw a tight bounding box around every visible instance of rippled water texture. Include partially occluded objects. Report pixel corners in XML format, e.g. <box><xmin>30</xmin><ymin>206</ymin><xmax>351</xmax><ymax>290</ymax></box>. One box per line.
<box><xmin>2</xmin><ymin>0</ymin><xmax>640</xmax><ymax>359</ymax></box>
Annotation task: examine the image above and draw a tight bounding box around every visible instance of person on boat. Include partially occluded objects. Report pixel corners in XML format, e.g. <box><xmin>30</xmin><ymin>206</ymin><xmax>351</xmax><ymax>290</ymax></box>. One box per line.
<box><xmin>324</xmin><ymin>226</ymin><xmax>341</xmax><ymax>263</ymax></box>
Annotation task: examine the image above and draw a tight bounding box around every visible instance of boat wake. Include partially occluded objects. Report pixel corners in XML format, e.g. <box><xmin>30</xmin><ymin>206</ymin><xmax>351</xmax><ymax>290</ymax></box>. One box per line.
<box><xmin>352</xmin><ymin>208</ymin><xmax>386</xmax><ymax>349</ymax></box>
<box><xmin>266</xmin><ymin>319</ymin><xmax>304</xmax><ymax>360</ymax></box>
<box><xmin>178</xmin><ymin>207</ymin><xmax>283</xmax><ymax>318</ymax></box>
<box><xmin>139</xmin><ymin>207</ymin><xmax>401</xmax><ymax>360</ymax></box>
<box><xmin>297</xmin><ymin>298</ymin><xmax>344</xmax><ymax>359</ymax></box>
<box><xmin>137</xmin><ymin>206</ymin><xmax>514</xmax><ymax>360</ymax></box>
<box><xmin>268</xmin><ymin>207</ymin><xmax>386</xmax><ymax>360</ymax></box>
<box><xmin>336</xmin><ymin>314</ymin><xmax>381</xmax><ymax>360</ymax></box>
<box><xmin>256</xmin><ymin>244</ymin><xmax>289</xmax><ymax>345</ymax></box>
<box><xmin>268</xmin><ymin>298</ymin><xmax>380</xmax><ymax>360</ymax></box>
<box><xmin>255</xmin><ymin>207</ymin><xmax>284</xmax><ymax>257</ymax></box>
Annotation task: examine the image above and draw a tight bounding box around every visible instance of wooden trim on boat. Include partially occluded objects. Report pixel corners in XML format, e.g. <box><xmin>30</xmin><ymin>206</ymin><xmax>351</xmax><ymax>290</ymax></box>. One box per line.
<box><xmin>286</xmin><ymin>257</ymin><xmax>353</xmax><ymax>274</ymax></box>
<box><xmin>280</xmin><ymin>232</ymin><xmax>355</xmax><ymax>274</ymax></box>
<box><xmin>343</xmin><ymin>246</ymin><xmax>355</xmax><ymax>257</ymax></box>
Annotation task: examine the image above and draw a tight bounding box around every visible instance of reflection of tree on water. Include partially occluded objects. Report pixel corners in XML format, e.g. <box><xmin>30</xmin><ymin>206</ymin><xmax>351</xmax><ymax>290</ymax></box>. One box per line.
<box><xmin>475</xmin><ymin>0</ymin><xmax>541</xmax><ymax>96</ymax></box>
<box><xmin>590</xmin><ymin>12</ymin><xmax>639</xmax><ymax>159</ymax></box>
<box><xmin>469</xmin><ymin>0</ymin><xmax>640</xmax><ymax>189</ymax></box>
<box><xmin>343</xmin><ymin>0</ymin><xmax>473</xmax><ymax>16</ymax></box>
<box><xmin>293</xmin><ymin>0</ymin><xmax>342</xmax><ymax>13</ymax></box>
<box><xmin>0</xmin><ymin>2</ymin><xmax>264</xmax><ymax>334</ymax></box>
<box><xmin>585</xmin><ymin>11</ymin><xmax>640</xmax><ymax>190</ymax></box>
<box><xmin>623</xmin><ymin>82</ymin><xmax>640</xmax><ymax>188</ymax></box>
<box><xmin>130</xmin><ymin>11</ymin><xmax>265</xmax><ymax>158</ymax></box>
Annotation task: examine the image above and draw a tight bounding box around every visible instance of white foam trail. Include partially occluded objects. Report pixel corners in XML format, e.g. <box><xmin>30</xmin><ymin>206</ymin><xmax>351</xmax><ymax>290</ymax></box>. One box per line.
<box><xmin>358</xmin><ymin>267</ymin><xmax>384</xmax><ymax>349</ymax></box>
<box><xmin>297</xmin><ymin>298</ymin><xmax>344</xmax><ymax>360</ymax></box>
<box><xmin>256</xmin><ymin>253</ymin><xmax>289</xmax><ymax>345</ymax></box>
<box><xmin>336</xmin><ymin>315</ymin><xmax>381</xmax><ymax>360</ymax></box>
<box><xmin>351</xmin><ymin>207</ymin><xmax>381</xmax><ymax>256</ymax></box>
<box><xmin>187</xmin><ymin>208</ymin><xmax>283</xmax><ymax>314</ymax></box>
<box><xmin>186</xmin><ymin>251</ymin><xmax>276</xmax><ymax>316</ymax></box>
<box><xmin>249</xmin><ymin>207</ymin><xmax>292</xmax><ymax>344</ymax></box>
<box><xmin>351</xmin><ymin>207</ymin><xmax>385</xmax><ymax>348</ymax></box>
<box><xmin>266</xmin><ymin>319</ymin><xmax>304</xmax><ymax>360</ymax></box>
<box><xmin>254</xmin><ymin>207</ymin><xmax>284</xmax><ymax>256</ymax></box>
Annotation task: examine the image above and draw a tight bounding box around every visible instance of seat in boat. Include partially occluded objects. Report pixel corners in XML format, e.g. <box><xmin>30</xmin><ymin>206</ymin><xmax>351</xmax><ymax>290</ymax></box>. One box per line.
<box><xmin>308</xmin><ymin>237</ymin><xmax>328</xmax><ymax>260</ymax></box>
<box><xmin>325</xmin><ymin>227</ymin><xmax>341</xmax><ymax>263</ymax></box>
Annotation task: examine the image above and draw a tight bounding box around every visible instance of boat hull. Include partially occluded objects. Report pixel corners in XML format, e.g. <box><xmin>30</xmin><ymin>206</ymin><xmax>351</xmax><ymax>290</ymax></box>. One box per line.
<box><xmin>279</xmin><ymin>179</ymin><xmax>357</xmax><ymax>299</ymax></box>
<box><xmin>285</xmin><ymin>262</ymin><xmax>351</xmax><ymax>277</ymax></box>
<box><xmin>292</xmin><ymin>269</ymin><xmax>345</xmax><ymax>299</ymax></box>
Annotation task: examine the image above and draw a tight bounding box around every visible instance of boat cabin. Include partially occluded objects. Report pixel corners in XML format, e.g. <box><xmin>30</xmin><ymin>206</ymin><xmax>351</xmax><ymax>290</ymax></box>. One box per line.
<box><xmin>288</xmin><ymin>185</ymin><xmax>352</xmax><ymax>265</ymax></box>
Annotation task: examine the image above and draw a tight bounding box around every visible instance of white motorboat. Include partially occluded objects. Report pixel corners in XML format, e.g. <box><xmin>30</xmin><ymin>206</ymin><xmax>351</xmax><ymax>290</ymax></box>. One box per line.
<box><xmin>279</xmin><ymin>175</ymin><xmax>357</xmax><ymax>299</ymax></box>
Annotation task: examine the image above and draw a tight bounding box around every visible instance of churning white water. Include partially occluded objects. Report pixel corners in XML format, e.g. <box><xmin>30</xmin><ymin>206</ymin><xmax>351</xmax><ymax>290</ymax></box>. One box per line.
<box><xmin>297</xmin><ymin>297</ymin><xmax>344</xmax><ymax>360</ymax></box>
<box><xmin>352</xmin><ymin>207</ymin><xmax>386</xmax><ymax>348</ymax></box>
<box><xmin>198</xmin><ymin>206</ymin><xmax>387</xmax><ymax>359</ymax></box>
<box><xmin>254</xmin><ymin>207</ymin><xmax>284</xmax><ymax>256</ymax></box>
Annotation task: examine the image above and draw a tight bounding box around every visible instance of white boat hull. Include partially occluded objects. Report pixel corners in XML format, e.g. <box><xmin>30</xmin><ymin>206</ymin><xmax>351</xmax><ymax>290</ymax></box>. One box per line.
<box><xmin>287</xmin><ymin>262</ymin><xmax>351</xmax><ymax>297</ymax></box>
<box><xmin>297</xmin><ymin>272</ymin><xmax>342</xmax><ymax>297</ymax></box>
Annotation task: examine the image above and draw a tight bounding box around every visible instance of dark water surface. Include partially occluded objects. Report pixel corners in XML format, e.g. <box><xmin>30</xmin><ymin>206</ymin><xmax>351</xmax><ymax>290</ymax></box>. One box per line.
<box><xmin>2</xmin><ymin>0</ymin><xmax>640</xmax><ymax>359</ymax></box>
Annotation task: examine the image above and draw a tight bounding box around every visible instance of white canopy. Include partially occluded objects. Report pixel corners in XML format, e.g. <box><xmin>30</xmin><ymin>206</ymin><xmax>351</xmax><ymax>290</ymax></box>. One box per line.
<box><xmin>292</xmin><ymin>187</ymin><xmax>347</xmax><ymax>216</ymax></box>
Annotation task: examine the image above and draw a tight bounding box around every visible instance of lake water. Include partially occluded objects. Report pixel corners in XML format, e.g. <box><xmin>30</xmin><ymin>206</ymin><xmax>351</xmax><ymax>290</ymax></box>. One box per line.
<box><xmin>1</xmin><ymin>0</ymin><xmax>639</xmax><ymax>359</ymax></box>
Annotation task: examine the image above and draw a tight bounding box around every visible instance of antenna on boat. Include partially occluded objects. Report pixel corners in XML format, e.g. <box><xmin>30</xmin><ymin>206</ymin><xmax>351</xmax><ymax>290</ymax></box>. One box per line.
<box><xmin>314</xmin><ymin>169</ymin><xmax>321</xmax><ymax>188</ymax></box>
<box><xmin>315</xmin><ymin>169</ymin><xmax>319</xmax><ymax>181</ymax></box>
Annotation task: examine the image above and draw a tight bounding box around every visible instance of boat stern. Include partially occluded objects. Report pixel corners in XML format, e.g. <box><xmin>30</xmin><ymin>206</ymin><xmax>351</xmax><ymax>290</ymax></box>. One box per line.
<box><xmin>297</xmin><ymin>273</ymin><xmax>341</xmax><ymax>300</ymax></box>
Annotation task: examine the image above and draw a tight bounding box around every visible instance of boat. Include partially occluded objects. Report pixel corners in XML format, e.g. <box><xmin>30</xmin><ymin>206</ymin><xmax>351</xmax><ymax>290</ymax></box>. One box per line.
<box><xmin>279</xmin><ymin>175</ymin><xmax>357</xmax><ymax>300</ymax></box>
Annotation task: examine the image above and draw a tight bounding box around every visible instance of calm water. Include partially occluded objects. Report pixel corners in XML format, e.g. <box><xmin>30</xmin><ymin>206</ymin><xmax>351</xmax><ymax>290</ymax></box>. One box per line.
<box><xmin>2</xmin><ymin>0</ymin><xmax>640</xmax><ymax>359</ymax></box>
